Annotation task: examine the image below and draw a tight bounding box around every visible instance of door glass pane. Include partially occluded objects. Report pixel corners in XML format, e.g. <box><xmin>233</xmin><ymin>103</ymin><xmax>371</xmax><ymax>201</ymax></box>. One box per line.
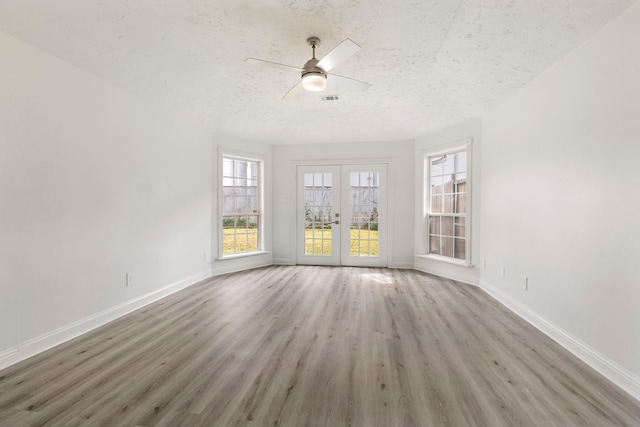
<box><xmin>304</xmin><ymin>173</ymin><xmax>333</xmax><ymax>256</ymax></box>
<box><xmin>305</xmin><ymin>239</ymin><xmax>314</xmax><ymax>255</ymax></box>
<box><xmin>349</xmin><ymin>172</ymin><xmax>379</xmax><ymax>257</ymax></box>
<box><xmin>322</xmin><ymin>239</ymin><xmax>332</xmax><ymax>255</ymax></box>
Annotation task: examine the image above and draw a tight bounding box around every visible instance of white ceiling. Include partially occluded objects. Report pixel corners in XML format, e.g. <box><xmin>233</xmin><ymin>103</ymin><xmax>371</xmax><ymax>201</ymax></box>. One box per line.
<box><xmin>0</xmin><ymin>0</ymin><xmax>636</xmax><ymax>144</ymax></box>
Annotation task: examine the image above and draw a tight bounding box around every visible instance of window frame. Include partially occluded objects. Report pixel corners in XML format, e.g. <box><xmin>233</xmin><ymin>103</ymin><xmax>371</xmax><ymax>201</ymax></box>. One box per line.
<box><xmin>422</xmin><ymin>139</ymin><xmax>472</xmax><ymax>266</ymax></box>
<box><xmin>217</xmin><ymin>148</ymin><xmax>265</xmax><ymax>259</ymax></box>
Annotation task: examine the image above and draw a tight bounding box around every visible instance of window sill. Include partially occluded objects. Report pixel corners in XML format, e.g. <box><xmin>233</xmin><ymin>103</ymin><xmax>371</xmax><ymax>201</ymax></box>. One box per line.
<box><xmin>217</xmin><ymin>251</ymin><xmax>270</xmax><ymax>261</ymax></box>
<box><xmin>416</xmin><ymin>254</ymin><xmax>472</xmax><ymax>268</ymax></box>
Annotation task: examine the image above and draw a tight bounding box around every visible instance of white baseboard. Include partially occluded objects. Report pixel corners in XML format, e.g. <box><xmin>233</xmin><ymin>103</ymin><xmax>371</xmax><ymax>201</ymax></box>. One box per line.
<box><xmin>480</xmin><ymin>279</ymin><xmax>640</xmax><ymax>403</ymax></box>
<box><xmin>388</xmin><ymin>261</ymin><xmax>414</xmax><ymax>269</ymax></box>
<box><xmin>272</xmin><ymin>258</ymin><xmax>295</xmax><ymax>265</ymax></box>
<box><xmin>0</xmin><ymin>346</ymin><xmax>19</xmax><ymax>369</ymax></box>
<box><xmin>212</xmin><ymin>260</ymin><xmax>272</xmax><ymax>276</ymax></box>
<box><xmin>0</xmin><ymin>268</ymin><xmax>213</xmax><ymax>372</ymax></box>
<box><xmin>271</xmin><ymin>259</ymin><xmax>412</xmax><ymax>269</ymax></box>
<box><xmin>413</xmin><ymin>264</ymin><xmax>479</xmax><ymax>286</ymax></box>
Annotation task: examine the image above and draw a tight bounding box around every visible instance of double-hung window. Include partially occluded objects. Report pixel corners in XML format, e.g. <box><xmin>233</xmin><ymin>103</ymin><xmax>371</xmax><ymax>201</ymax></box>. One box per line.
<box><xmin>219</xmin><ymin>150</ymin><xmax>263</xmax><ymax>257</ymax></box>
<box><xmin>425</xmin><ymin>143</ymin><xmax>470</xmax><ymax>264</ymax></box>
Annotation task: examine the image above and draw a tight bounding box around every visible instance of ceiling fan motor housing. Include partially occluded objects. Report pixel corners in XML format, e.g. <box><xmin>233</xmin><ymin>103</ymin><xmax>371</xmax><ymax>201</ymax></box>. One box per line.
<box><xmin>301</xmin><ymin>57</ymin><xmax>327</xmax><ymax>92</ymax></box>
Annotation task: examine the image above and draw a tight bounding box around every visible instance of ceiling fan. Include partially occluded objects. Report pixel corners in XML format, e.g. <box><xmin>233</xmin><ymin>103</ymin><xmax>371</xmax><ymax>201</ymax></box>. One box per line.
<box><xmin>245</xmin><ymin>37</ymin><xmax>371</xmax><ymax>100</ymax></box>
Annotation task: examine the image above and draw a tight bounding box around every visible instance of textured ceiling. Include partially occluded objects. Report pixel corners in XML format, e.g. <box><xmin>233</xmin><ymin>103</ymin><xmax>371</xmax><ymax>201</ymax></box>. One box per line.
<box><xmin>0</xmin><ymin>0</ymin><xmax>637</xmax><ymax>144</ymax></box>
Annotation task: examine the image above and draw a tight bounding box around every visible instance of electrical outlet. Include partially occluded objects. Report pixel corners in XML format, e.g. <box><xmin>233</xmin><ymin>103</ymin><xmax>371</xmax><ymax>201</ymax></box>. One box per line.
<box><xmin>523</xmin><ymin>276</ymin><xmax>528</xmax><ymax>291</ymax></box>
<box><xmin>500</xmin><ymin>267</ymin><xmax>505</xmax><ymax>278</ymax></box>
<box><xmin>482</xmin><ymin>259</ymin><xmax>487</xmax><ymax>270</ymax></box>
<box><xmin>204</xmin><ymin>251</ymin><xmax>207</xmax><ymax>262</ymax></box>
<box><xmin>126</xmin><ymin>273</ymin><xmax>132</xmax><ymax>286</ymax></box>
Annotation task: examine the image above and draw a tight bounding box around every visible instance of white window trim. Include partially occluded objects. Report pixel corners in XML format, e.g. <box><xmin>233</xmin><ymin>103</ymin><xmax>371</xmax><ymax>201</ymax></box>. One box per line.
<box><xmin>421</xmin><ymin>138</ymin><xmax>472</xmax><ymax>267</ymax></box>
<box><xmin>217</xmin><ymin>147</ymin><xmax>265</xmax><ymax>260</ymax></box>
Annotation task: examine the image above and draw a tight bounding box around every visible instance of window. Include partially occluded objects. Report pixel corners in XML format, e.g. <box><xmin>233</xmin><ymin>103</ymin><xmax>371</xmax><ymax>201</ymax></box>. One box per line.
<box><xmin>425</xmin><ymin>144</ymin><xmax>470</xmax><ymax>264</ymax></box>
<box><xmin>219</xmin><ymin>150</ymin><xmax>262</xmax><ymax>257</ymax></box>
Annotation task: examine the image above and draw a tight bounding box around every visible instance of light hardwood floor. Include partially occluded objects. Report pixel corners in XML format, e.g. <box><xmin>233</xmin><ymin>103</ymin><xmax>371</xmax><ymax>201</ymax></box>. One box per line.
<box><xmin>0</xmin><ymin>266</ymin><xmax>638</xmax><ymax>426</ymax></box>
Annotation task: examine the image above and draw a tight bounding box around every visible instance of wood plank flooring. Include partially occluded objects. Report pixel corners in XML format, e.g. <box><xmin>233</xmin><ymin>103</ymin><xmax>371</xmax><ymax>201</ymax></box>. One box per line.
<box><xmin>0</xmin><ymin>266</ymin><xmax>638</xmax><ymax>426</ymax></box>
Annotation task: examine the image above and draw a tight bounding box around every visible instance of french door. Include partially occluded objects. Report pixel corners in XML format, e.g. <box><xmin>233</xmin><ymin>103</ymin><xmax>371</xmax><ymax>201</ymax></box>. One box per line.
<box><xmin>296</xmin><ymin>164</ymin><xmax>387</xmax><ymax>267</ymax></box>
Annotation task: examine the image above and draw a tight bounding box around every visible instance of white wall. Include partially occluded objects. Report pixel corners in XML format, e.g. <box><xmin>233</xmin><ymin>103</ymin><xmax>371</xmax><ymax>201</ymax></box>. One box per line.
<box><xmin>479</xmin><ymin>3</ymin><xmax>640</xmax><ymax>400</ymax></box>
<box><xmin>272</xmin><ymin>141</ymin><xmax>414</xmax><ymax>268</ymax></box>
<box><xmin>0</xmin><ymin>31</ymin><xmax>272</xmax><ymax>369</ymax></box>
<box><xmin>414</xmin><ymin>119</ymin><xmax>482</xmax><ymax>285</ymax></box>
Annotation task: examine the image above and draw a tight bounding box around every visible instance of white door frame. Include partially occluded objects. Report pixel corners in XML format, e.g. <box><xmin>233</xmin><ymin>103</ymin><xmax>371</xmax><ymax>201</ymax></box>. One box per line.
<box><xmin>296</xmin><ymin>165</ymin><xmax>342</xmax><ymax>266</ymax></box>
<box><xmin>339</xmin><ymin>164</ymin><xmax>387</xmax><ymax>267</ymax></box>
<box><xmin>295</xmin><ymin>162</ymin><xmax>389</xmax><ymax>267</ymax></box>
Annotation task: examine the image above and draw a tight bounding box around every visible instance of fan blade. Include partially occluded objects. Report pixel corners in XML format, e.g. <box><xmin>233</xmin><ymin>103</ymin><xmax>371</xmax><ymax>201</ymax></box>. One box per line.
<box><xmin>316</xmin><ymin>39</ymin><xmax>360</xmax><ymax>72</ymax></box>
<box><xmin>326</xmin><ymin>74</ymin><xmax>371</xmax><ymax>92</ymax></box>
<box><xmin>245</xmin><ymin>58</ymin><xmax>303</xmax><ymax>73</ymax></box>
<box><xmin>282</xmin><ymin>80</ymin><xmax>304</xmax><ymax>100</ymax></box>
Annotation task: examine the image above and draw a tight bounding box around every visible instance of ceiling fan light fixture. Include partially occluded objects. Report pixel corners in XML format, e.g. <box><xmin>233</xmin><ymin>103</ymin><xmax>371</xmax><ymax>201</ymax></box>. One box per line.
<box><xmin>302</xmin><ymin>72</ymin><xmax>327</xmax><ymax>92</ymax></box>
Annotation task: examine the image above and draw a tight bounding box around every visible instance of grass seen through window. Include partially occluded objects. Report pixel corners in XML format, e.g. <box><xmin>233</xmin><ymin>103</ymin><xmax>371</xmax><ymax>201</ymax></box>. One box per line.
<box><xmin>303</xmin><ymin>229</ymin><xmax>379</xmax><ymax>256</ymax></box>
